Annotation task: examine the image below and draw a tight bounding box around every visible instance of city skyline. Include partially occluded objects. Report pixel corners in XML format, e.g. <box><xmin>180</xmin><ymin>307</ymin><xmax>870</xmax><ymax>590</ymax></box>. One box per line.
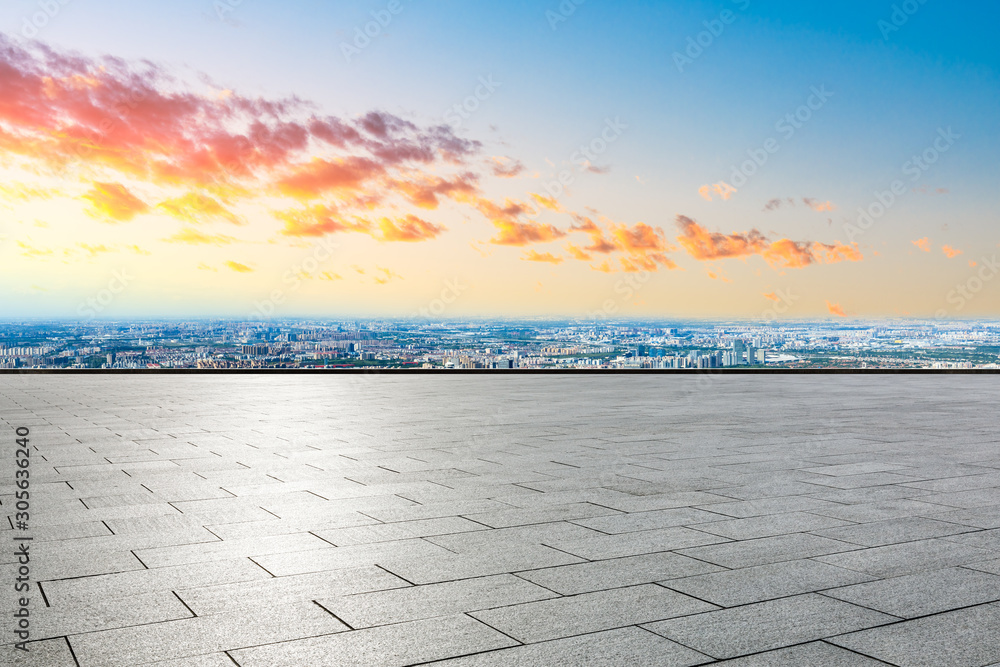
<box><xmin>2</xmin><ymin>1</ymin><xmax>999</xmax><ymax>320</ymax></box>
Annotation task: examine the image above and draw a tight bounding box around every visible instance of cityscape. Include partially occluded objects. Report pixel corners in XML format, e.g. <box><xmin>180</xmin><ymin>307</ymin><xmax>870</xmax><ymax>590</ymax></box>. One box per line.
<box><xmin>2</xmin><ymin>319</ymin><xmax>999</xmax><ymax>370</ymax></box>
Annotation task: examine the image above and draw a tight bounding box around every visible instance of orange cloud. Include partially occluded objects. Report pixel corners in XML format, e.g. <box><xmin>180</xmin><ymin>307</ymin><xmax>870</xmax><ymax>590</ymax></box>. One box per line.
<box><xmin>80</xmin><ymin>182</ymin><xmax>149</xmax><ymax>222</ymax></box>
<box><xmin>610</xmin><ymin>222</ymin><xmax>673</xmax><ymax>254</ymax></box>
<box><xmin>676</xmin><ymin>215</ymin><xmax>862</xmax><ymax>270</ymax></box>
<box><xmin>474</xmin><ymin>196</ymin><xmax>566</xmax><ymax>247</ymax></box>
<box><xmin>391</xmin><ymin>173</ymin><xmax>479</xmax><ymax>209</ymax></box>
<box><xmin>942</xmin><ymin>245</ymin><xmax>963</xmax><ymax>258</ymax></box>
<box><xmin>570</xmin><ymin>215</ymin><xmax>619</xmax><ymax>254</ymax></box>
<box><xmin>376</xmin><ymin>215</ymin><xmax>445</xmax><ymax>243</ymax></box>
<box><xmin>276</xmin><ymin>205</ymin><xmax>369</xmax><ymax>238</ymax></box>
<box><xmin>912</xmin><ymin>238</ymin><xmax>931</xmax><ymax>252</ymax></box>
<box><xmin>826</xmin><ymin>301</ymin><xmax>847</xmax><ymax>317</ymax></box>
<box><xmin>676</xmin><ymin>215</ymin><xmax>768</xmax><ymax>260</ymax></box>
<box><xmin>76</xmin><ymin>243</ymin><xmax>113</xmax><ymax>258</ymax></box>
<box><xmin>276</xmin><ymin>157</ymin><xmax>384</xmax><ymax>200</ymax></box>
<box><xmin>0</xmin><ymin>36</ymin><xmax>482</xmax><ymax>243</ymax></box>
<box><xmin>565</xmin><ymin>244</ymin><xmax>592</xmax><ymax>261</ymax></box>
<box><xmin>17</xmin><ymin>241</ymin><xmax>53</xmax><ymax>258</ymax></box>
<box><xmin>523</xmin><ymin>250</ymin><xmax>564</xmax><ymax>264</ymax></box>
<box><xmin>698</xmin><ymin>182</ymin><xmax>737</xmax><ymax>202</ymax></box>
<box><xmin>225</xmin><ymin>261</ymin><xmax>253</xmax><ymax>273</ymax></box>
<box><xmin>803</xmin><ymin>198</ymin><xmax>836</xmax><ymax>212</ymax></box>
<box><xmin>163</xmin><ymin>228</ymin><xmax>237</xmax><ymax>246</ymax></box>
<box><xmin>531</xmin><ymin>193</ymin><xmax>562</xmax><ymax>212</ymax></box>
<box><xmin>157</xmin><ymin>193</ymin><xmax>243</xmax><ymax>225</ymax></box>
<box><xmin>491</xmin><ymin>219</ymin><xmax>567</xmax><ymax>246</ymax></box>
<box><xmin>374</xmin><ymin>266</ymin><xmax>402</xmax><ymax>284</ymax></box>
<box><xmin>763</xmin><ymin>292</ymin><xmax>780</xmax><ymax>302</ymax></box>
<box><xmin>0</xmin><ymin>183</ymin><xmax>64</xmax><ymax>203</ymax></box>
<box><xmin>707</xmin><ymin>271</ymin><xmax>731</xmax><ymax>283</ymax></box>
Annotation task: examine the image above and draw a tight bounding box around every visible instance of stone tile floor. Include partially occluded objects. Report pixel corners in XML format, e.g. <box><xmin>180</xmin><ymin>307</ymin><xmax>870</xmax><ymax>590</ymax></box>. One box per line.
<box><xmin>1</xmin><ymin>374</ymin><xmax>999</xmax><ymax>666</ymax></box>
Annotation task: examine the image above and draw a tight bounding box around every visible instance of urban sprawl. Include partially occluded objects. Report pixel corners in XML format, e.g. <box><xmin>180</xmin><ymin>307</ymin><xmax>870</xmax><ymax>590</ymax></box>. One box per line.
<box><xmin>1</xmin><ymin>320</ymin><xmax>999</xmax><ymax>370</ymax></box>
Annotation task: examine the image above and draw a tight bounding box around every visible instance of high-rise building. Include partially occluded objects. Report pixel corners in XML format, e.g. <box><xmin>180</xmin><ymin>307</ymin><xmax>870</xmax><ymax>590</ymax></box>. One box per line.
<box><xmin>732</xmin><ymin>340</ymin><xmax>746</xmax><ymax>365</ymax></box>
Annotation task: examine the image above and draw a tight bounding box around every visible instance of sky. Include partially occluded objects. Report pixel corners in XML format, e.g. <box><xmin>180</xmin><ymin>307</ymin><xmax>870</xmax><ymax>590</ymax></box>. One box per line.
<box><xmin>1</xmin><ymin>0</ymin><xmax>998</xmax><ymax>321</ymax></box>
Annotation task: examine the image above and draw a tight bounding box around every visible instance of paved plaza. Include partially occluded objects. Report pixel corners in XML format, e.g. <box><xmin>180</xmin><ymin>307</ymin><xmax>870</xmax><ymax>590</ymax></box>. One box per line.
<box><xmin>2</xmin><ymin>373</ymin><xmax>1000</xmax><ymax>666</ymax></box>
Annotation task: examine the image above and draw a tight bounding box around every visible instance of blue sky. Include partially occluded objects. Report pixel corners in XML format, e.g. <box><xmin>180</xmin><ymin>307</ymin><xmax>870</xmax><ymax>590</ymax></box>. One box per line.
<box><xmin>1</xmin><ymin>0</ymin><xmax>998</xmax><ymax>318</ymax></box>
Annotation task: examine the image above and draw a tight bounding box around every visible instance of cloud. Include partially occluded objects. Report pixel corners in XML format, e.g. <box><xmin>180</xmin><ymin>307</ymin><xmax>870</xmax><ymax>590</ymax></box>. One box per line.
<box><xmin>942</xmin><ymin>245</ymin><xmax>963</xmax><ymax>258</ymax></box>
<box><xmin>80</xmin><ymin>182</ymin><xmax>149</xmax><ymax>222</ymax></box>
<box><xmin>163</xmin><ymin>228</ymin><xmax>237</xmax><ymax>245</ymax></box>
<box><xmin>491</xmin><ymin>157</ymin><xmax>525</xmax><ymax>178</ymax></box>
<box><xmin>912</xmin><ymin>237</ymin><xmax>931</xmax><ymax>252</ymax></box>
<box><xmin>706</xmin><ymin>271</ymin><xmax>731</xmax><ymax>282</ymax></box>
<box><xmin>915</xmin><ymin>186</ymin><xmax>950</xmax><ymax>196</ymax></box>
<box><xmin>17</xmin><ymin>241</ymin><xmax>52</xmax><ymax>258</ymax></box>
<box><xmin>530</xmin><ymin>192</ymin><xmax>562</xmax><ymax>212</ymax></box>
<box><xmin>76</xmin><ymin>243</ymin><xmax>113</xmax><ymax>258</ymax></box>
<box><xmin>377</xmin><ymin>215</ymin><xmax>446</xmax><ymax>242</ymax></box>
<box><xmin>523</xmin><ymin>250</ymin><xmax>564</xmax><ymax>264</ymax></box>
<box><xmin>374</xmin><ymin>266</ymin><xmax>402</xmax><ymax>284</ymax></box>
<box><xmin>565</xmin><ymin>244</ymin><xmax>592</xmax><ymax>261</ymax></box>
<box><xmin>676</xmin><ymin>215</ymin><xmax>768</xmax><ymax>260</ymax></box>
<box><xmin>157</xmin><ymin>193</ymin><xmax>243</xmax><ymax>225</ymax></box>
<box><xmin>763</xmin><ymin>292</ymin><xmax>780</xmax><ymax>302</ymax></box>
<box><xmin>490</xmin><ymin>219</ymin><xmax>567</xmax><ymax>246</ymax></box>
<box><xmin>763</xmin><ymin>198</ymin><xmax>794</xmax><ymax>212</ymax></box>
<box><xmin>826</xmin><ymin>301</ymin><xmax>847</xmax><ymax>317</ymax></box>
<box><xmin>473</xmin><ymin>196</ymin><xmax>566</xmax><ymax>246</ymax></box>
<box><xmin>675</xmin><ymin>215</ymin><xmax>863</xmax><ymax>269</ymax></box>
<box><xmin>0</xmin><ymin>183</ymin><xmax>64</xmax><ymax>203</ymax></box>
<box><xmin>276</xmin><ymin>204</ymin><xmax>368</xmax><ymax>238</ymax></box>
<box><xmin>803</xmin><ymin>198</ymin><xmax>836</xmax><ymax>212</ymax></box>
<box><xmin>225</xmin><ymin>260</ymin><xmax>253</xmax><ymax>273</ymax></box>
<box><xmin>390</xmin><ymin>172</ymin><xmax>479</xmax><ymax>210</ymax></box>
<box><xmin>698</xmin><ymin>182</ymin><xmax>737</xmax><ymax>202</ymax></box>
<box><xmin>570</xmin><ymin>215</ymin><xmax>618</xmax><ymax>254</ymax></box>
<box><xmin>276</xmin><ymin>157</ymin><xmax>385</xmax><ymax>200</ymax></box>
<box><xmin>0</xmin><ymin>34</ymin><xmax>482</xmax><ymax>238</ymax></box>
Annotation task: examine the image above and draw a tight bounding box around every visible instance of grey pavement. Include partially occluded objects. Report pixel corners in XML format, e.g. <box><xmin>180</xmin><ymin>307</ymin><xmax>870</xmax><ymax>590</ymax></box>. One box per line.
<box><xmin>1</xmin><ymin>374</ymin><xmax>999</xmax><ymax>665</ymax></box>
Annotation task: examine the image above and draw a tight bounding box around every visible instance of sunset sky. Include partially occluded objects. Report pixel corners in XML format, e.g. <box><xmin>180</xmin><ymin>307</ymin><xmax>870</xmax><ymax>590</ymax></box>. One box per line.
<box><xmin>1</xmin><ymin>0</ymin><xmax>998</xmax><ymax>320</ymax></box>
